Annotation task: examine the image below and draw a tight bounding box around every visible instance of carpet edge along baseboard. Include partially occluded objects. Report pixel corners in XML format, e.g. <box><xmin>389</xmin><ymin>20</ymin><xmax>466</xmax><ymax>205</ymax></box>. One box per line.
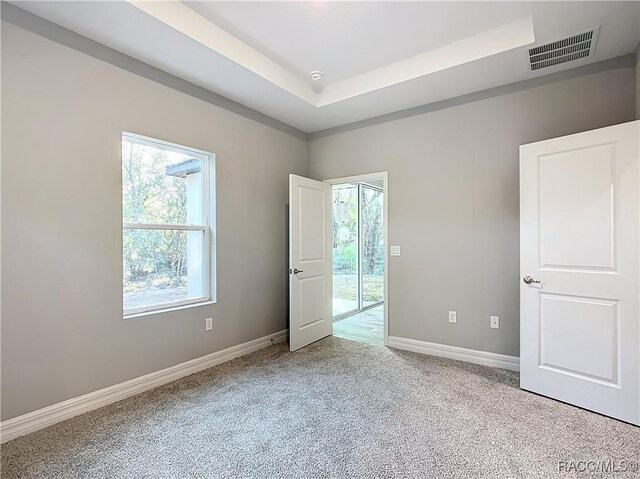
<box><xmin>0</xmin><ymin>330</ymin><xmax>288</xmax><ymax>443</ymax></box>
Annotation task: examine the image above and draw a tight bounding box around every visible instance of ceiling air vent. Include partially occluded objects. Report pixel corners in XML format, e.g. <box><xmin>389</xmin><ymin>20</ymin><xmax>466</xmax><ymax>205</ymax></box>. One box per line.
<box><xmin>528</xmin><ymin>27</ymin><xmax>599</xmax><ymax>71</ymax></box>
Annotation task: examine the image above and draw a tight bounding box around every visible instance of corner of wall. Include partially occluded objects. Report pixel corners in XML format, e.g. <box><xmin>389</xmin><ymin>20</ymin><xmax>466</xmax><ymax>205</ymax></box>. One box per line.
<box><xmin>306</xmin><ymin>136</ymin><xmax>312</xmax><ymax>177</ymax></box>
<box><xmin>635</xmin><ymin>41</ymin><xmax>640</xmax><ymax>119</ymax></box>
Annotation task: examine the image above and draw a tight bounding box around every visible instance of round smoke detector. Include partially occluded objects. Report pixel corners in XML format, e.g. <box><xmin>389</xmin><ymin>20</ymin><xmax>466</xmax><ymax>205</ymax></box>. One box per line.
<box><xmin>309</xmin><ymin>71</ymin><xmax>324</xmax><ymax>81</ymax></box>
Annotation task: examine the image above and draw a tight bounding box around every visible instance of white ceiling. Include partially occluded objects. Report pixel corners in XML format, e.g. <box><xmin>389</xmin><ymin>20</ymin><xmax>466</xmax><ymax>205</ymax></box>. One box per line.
<box><xmin>10</xmin><ymin>1</ymin><xmax>640</xmax><ymax>133</ymax></box>
<box><xmin>185</xmin><ymin>1</ymin><xmax>534</xmax><ymax>84</ymax></box>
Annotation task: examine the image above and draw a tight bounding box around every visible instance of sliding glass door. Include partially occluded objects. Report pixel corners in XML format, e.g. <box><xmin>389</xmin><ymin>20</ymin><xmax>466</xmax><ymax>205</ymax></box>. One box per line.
<box><xmin>361</xmin><ymin>186</ymin><xmax>384</xmax><ymax>307</ymax></box>
<box><xmin>332</xmin><ymin>183</ymin><xmax>383</xmax><ymax>319</ymax></box>
<box><xmin>332</xmin><ymin>184</ymin><xmax>359</xmax><ymax>317</ymax></box>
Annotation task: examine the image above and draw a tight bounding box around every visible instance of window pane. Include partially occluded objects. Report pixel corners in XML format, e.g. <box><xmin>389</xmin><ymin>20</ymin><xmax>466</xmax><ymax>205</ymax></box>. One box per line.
<box><xmin>122</xmin><ymin>139</ymin><xmax>203</xmax><ymax>224</ymax></box>
<box><xmin>332</xmin><ymin>185</ymin><xmax>359</xmax><ymax>317</ymax></box>
<box><xmin>123</xmin><ymin>229</ymin><xmax>205</xmax><ymax>311</ymax></box>
<box><xmin>362</xmin><ymin>186</ymin><xmax>384</xmax><ymax>306</ymax></box>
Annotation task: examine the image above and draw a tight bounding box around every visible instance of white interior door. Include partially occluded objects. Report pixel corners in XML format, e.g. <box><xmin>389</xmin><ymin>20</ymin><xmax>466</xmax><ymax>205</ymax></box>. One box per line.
<box><xmin>289</xmin><ymin>174</ymin><xmax>332</xmax><ymax>351</ymax></box>
<box><xmin>520</xmin><ymin>120</ymin><xmax>639</xmax><ymax>425</ymax></box>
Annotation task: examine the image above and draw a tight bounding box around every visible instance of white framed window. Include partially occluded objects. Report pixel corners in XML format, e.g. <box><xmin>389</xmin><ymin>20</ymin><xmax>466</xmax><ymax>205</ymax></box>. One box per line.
<box><xmin>122</xmin><ymin>132</ymin><xmax>215</xmax><ymax>317</ymax></box>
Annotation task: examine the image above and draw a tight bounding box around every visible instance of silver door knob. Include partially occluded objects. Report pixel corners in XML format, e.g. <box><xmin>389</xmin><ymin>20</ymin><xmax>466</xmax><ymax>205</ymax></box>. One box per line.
<box><xmin>293</xmin><ymin>268</ymin><xmax>304</xmax><ymax>274</ymax></box>
<box><xmin>523</xmin><ymin>275</ymin><xmax>540</xmax><ymax>284</ymax></box>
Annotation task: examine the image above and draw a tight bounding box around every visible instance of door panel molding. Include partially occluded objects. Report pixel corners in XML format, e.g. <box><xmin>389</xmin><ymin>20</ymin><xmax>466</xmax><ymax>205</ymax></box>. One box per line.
<box><xmin>537</xmin><ymin>142</ymin><xmax>618</xmax><ymax>271</ymax></box>
<box><xmin>289</xmin><ymin>174</ymin><xmax>332</xmax><ymax>351</ymax></box>
<box><xmin>520</xmin><ymin>120</ymin><xmax>639</xmax><ymax>425</ymax></box>
<box><xmin>538</xmin><ymin>293</ymin><xmax>619</xmax><ymax>385</ymax></box>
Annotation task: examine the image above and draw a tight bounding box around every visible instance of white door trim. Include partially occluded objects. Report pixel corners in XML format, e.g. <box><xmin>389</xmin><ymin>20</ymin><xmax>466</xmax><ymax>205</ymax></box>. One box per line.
<box><xmin>324</xmin><ymin>172</ymin><xmax>389</xmax><ymax>347</ymax></box>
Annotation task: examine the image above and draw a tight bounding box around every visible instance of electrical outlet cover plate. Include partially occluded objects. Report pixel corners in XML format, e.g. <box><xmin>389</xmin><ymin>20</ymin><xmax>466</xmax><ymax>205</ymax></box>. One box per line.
<box><xmin>490</xmin><ymin>316</ymin><xmax>499</xmax><ymax>329</ymax></box>
<box><xmin>205</xmin><ymin>318</ymin><xmax>213</xmax><ymax>331</ymax></box>
<box><xmin>449</xmin><ymin>311</ymin><xmax>457</xmax><ymax>323</ymax></box>
<box><xmin>390</xmin><ymin>246</ymin><xmax>401</xmax><ymax>256</ymax></box>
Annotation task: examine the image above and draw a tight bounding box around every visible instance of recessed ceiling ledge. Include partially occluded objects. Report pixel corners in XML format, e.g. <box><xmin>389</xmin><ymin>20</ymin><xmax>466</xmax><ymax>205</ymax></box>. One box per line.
<box><xmin>316</xmin><ymin>16</ymin><xmax>536</xmax><ymax>107</ymax></box>
<box><xmin>128</xmin><ymin>0</ymin><xmax>318</xmax><ymax>105</ymax></box>
<box><xmin>127</xmin><ymin>3</ymin><xmax>534</xmax><ymax>110</ymax></box>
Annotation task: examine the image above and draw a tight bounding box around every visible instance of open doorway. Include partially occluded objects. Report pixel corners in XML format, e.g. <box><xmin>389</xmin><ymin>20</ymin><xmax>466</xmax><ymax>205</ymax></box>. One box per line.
<box><xmin>325</xmin><ymin>173</ymin><xmax>388</xmax><ymax>346</ymax></box>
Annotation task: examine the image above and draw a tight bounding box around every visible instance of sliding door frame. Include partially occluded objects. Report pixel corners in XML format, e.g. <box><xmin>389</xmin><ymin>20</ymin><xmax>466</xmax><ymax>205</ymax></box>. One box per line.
<box><xmin>359</xmin><ymin>183</ymin><xmax>384</xmax><ymax>312</ymax></box>
<box><xmin>325</xmin><ymin>172</ymin><xmax>389</xmax><ymax>347</ymax></box>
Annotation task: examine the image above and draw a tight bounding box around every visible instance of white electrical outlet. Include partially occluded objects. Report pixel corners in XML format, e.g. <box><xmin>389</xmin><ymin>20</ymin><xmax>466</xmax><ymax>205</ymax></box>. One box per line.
<box><xmin>448</xmin><ymin>311</ymin><xmax>457</xmax><ymax>323</ymax></box>
<box><xmin>490</xmin><ymin>316</ymin><xmax>500</xmax><ymax>329</ymax></box>
<box><xmin>390</xmin><ymin>246</ymin><xmax>401</xmax><ymax>256</ymax></box>
<box><xmin>205</xmin><ymin>317</ymin><xmax>213</xmax><ymax>331</ymax></box>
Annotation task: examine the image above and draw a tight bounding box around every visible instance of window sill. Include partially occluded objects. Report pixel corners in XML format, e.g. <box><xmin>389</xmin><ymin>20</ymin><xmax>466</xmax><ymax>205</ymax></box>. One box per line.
<box><xmin>124</xmin><ymin>300</ymin><xmax>216</xmax><ymax>320</ymax></box>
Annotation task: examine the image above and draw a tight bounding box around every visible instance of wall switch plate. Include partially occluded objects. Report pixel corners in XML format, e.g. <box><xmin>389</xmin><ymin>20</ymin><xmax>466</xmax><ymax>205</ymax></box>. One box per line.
<box><xmin>205</xmin><ymin>317</ymin><xmax>213</xmax><ymax>331</ymax></box>
<box><xmin>449</xmin><ymin>311</ymin><xmax>457</xmax><ymax>323</ymax></box>
<box><xmin>490</xmin><ymin>316</ymin><xmax>499</xmax><ymax>329</ymax></box>
<box><xmin>390</xmin><ymin>246</ymin><xmax>401</xmax><ymax>256</ymax></box>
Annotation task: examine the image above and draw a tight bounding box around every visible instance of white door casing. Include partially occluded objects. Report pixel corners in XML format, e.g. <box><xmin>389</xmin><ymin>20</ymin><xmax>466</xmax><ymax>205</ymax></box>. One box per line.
<box><xmin>520</xmin><ymin>120</ymin><xmax>639</xmax><ymax>425</ymax></box>
<box><xmin>289</xmin><ymin>174</ymin><xmax>332</xmax><ymax>351</ymax></box>
<box><xmin>324</xmin><ymin>172</ymin><xmax>389</xmax><ymax>346</ymax></box>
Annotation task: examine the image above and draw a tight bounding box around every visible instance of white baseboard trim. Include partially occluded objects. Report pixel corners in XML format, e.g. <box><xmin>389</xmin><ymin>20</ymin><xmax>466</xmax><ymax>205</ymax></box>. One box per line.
<box><xmin>388</xmin><ymin>336</ymin><xmax>520</xmax><ymax>372</ymax></box>
<box><xmin>0</xmin><ymin>330</ymin><xmax>287</xmax><ymax>444</ymax></box>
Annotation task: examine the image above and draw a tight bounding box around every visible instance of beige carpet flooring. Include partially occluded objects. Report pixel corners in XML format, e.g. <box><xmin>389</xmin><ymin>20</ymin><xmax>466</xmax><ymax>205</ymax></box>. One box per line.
<box><xmin>2</xmin><ymin>337</ymin><xmax>639</xmax><ymax>478</ymax></box>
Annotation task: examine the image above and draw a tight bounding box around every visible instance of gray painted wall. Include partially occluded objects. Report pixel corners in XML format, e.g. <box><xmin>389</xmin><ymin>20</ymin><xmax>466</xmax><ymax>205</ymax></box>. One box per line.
<box><xmin>1</xmin><ymin>22</ymin><xmax>307</xmax><ymax>420</ymax></box>
<box><xmin>2</xmin><ymin>15</ymin><xmax>638</xmax><ymax>422</ymax></box>
<box><xmin>309</xmin><ymin>66</ymin><xmax>636</xmax><ymax>357</ymax></box>
<box><xmin>636</xmin><ymin>44</ymin><xmax>640</xmax><ymax>118</ymax></box>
